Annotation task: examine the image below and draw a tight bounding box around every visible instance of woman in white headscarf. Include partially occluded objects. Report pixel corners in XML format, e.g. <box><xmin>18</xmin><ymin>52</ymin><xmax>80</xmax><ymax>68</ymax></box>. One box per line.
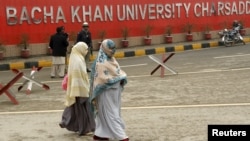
<box><xmin>89</xmin><ymin>39</ymin><xmax>129</xmax><ymax>141</ymax></box>
<box><xmin>59</xmin><ymin>42</ymin><xmax>95</xmax><ymax>136</ymax></box>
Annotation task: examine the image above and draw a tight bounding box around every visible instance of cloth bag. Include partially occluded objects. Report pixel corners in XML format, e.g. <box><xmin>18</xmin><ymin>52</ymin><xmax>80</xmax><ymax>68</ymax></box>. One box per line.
<box><xmin>62</xmin><ymin>74</ymin><xmax>68</xmax><ymax>91</ymax></box>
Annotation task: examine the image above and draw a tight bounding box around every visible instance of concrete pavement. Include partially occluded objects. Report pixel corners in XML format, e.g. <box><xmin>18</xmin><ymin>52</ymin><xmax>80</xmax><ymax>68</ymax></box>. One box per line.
<box><xmin>0</xmin><ymin>38</ymin><xmax>249</xmax><ymax>71</ymax></box>
<box><xmin>1</xmin><ymin>43</ymin><xmax>250</xmax><ymax>141</ymax></box>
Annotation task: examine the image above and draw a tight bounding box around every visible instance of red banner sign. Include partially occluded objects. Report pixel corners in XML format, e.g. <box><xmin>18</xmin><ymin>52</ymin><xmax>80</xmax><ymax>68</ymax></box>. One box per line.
<box><xmin>0</xmin><ymin>0</ymin><xmax>249</xmax><ymax>45</ymax></box>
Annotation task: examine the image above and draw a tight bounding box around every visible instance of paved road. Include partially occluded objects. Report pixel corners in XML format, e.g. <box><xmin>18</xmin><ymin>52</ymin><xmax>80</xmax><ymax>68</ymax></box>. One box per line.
<box><xmin>0</xmin><ymin>44</ymin><xmax>250</xmax><ymax>141</ymax></box>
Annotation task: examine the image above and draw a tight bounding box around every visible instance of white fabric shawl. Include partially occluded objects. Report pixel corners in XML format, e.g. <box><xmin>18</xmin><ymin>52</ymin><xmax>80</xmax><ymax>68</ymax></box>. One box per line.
<box><xmin>65</xmin><ymin>42</ymin><xmax>90</xmax><ymax>107</ymax></box>
<box><xmin>89</xmin><ymin>39</ymin><xmax>127</xmax><ymax>110</ymax></box>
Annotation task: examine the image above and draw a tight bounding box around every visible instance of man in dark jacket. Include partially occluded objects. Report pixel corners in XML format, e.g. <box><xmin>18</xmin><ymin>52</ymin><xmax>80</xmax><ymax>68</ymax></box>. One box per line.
<box><xmin>76</xmin><ymin>22</ymin><xmax>92</xmax><ymax>72</ymax></box>
<box><xmin>49</xmin><ymin>26</ymin><xmax>69</xmax><ymax>78</ymax></box>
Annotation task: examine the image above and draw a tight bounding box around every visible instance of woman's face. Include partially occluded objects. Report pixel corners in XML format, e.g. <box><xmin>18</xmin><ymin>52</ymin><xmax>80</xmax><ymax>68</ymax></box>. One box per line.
<box><xmin>83</xmin><ymin>26</ymin><xmax>89</xmax><ymax>31</ymax></box>
<box><xmin>83</xmin><ymin>47</ymin><xmax>88</xmax><ymax>56</ymax></box>
<box><xmin>109</xmin><ymin>46</ymin><xmax>116</xmax><ymax>57</ymax></box>
<box><xmin>105</xmin><ymin>46</ymin><xmax>116</xmax><ymax>57</ymax></box>
<box><xmin>102</xmin><ymin>39</ymin><xmax>116</xmax><ymax>57</ymax></box>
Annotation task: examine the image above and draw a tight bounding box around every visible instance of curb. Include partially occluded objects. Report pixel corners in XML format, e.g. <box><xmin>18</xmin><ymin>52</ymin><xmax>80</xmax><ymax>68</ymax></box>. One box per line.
<box><xmin>113</xmin><ymin>41</ymin><xmax>222</xmax><ymax>58</ymax></box>
<box><xmin>0</xmin><ymin>39</ymin><xmax>246</xmax><ymax>71</ymax></box>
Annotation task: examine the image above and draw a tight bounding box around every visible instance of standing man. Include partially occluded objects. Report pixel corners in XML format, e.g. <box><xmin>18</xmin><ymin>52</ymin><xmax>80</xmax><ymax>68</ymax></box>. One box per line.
<box><xmin>49</xmin><ymin>26</ymin><xmax>69</xmax><ymax>78</ymax></box>
<box><xmin>76</xmin><ymin>22</ymin><xmax>92</xmax><ymax>72</ymax></box>
<box><xmin>232</xmin><ymin>20</ymin><xmax>240</xmax><ymax>29</ymax></box>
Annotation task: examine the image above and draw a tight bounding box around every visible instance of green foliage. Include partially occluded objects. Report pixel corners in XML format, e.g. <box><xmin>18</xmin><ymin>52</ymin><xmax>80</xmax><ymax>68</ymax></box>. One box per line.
<box><xmin>165</xmin><ymin>25</ymin><xmax>172</xmax><ymax>36</ymax></box>
<box><xmin>204</xmin><ymin>24</ymin><xmax>212</xmax><ymax>33</ymax></box>
<box><xmin>144</xmin><ymin>24</ymin><xmax>153</xmax><ymax>38</ymax></box>
<box><xmin>183</xmin><ymin>22</ymin><xmax>193</xmax><ymax>34</ymax></box>
<box><xmin>18</xmin><ymin>33</ymin><xmax>29</xmax><ymax>50</ymax></box>
<box><xmin>98</xmin><ymin>30</ymin><xmax>106</xmax><ymax>41</ymax></box>
<box><xmin>121</xmin><ymin>27</ymin><xmax>129</xmax><ymax>40</ymax></box>
<box><xmin>0</xmin><ymin>39</ymin><xmax>6</xmax><ymax>52</ymax></box>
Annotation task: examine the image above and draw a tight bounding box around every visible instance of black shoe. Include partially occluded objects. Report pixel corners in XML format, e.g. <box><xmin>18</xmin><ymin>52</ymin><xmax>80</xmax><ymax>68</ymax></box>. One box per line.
<box><xmin>59</xmin><ymin>122</ymin><xmax>65</xmax><ymax>128</ymax></box>
<box><xmin>51</xmin><ymin>76</ymin><xmax>55</xmax><ymax>78</ymax></box>
<box><xmin>93</xmin><ymin>135</ymin><xmax>109</xmax><ymax>140</ymax></box>
<box><xmin>78</xmin><ymin>133</ymin><xmax>85</xmax><ymax>136</ymax></box>
<box><xmin>87</xmin><ymin>68</ymin><xmax>91</xmax><ymax>72</ymax></box>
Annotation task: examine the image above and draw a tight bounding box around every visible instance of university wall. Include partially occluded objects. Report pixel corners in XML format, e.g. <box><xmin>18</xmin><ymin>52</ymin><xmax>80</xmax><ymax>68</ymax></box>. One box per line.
<box><xmin>0</xmin><ymin>0</ymin><xmax>250</xmax><ymax>57</ymax></box>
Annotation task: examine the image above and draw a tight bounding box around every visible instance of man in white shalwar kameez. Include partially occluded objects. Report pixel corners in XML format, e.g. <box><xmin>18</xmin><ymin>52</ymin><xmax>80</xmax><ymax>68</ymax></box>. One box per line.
<box><xmin>49</xmin><ymin>26</ymin><xmax>69</xmax><ymax>78</ymax></box>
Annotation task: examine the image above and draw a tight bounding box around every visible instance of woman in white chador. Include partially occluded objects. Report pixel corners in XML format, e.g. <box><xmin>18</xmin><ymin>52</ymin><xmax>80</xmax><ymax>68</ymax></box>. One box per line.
<box><xmin>59</xmin><ymin>42</ymin><xmax>95</xmax><ymax>136</ymax></box>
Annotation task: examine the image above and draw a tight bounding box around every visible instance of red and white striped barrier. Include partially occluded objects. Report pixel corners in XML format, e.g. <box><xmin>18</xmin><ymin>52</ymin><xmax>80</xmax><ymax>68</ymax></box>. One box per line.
<box><xmin>12</xmin><ymin>67</ymin><xmax>50</xmax><ymax>94</ymax></box>
<box><xmin>149</xmin><ymin>53</ymin><xmax>178</xmax><ymax>77</ymax></box>
<box><xmin>0</xmin><ymin>72</ymin><xmax>23</xmax><ymax>104</ymax></box>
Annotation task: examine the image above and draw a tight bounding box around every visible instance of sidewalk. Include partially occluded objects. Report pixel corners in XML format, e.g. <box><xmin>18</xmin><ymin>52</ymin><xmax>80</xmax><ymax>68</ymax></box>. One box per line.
<box><xmin>0</xmin><ymin>38</ymin><xmax>248</xmax><ymax>71</ymax></box>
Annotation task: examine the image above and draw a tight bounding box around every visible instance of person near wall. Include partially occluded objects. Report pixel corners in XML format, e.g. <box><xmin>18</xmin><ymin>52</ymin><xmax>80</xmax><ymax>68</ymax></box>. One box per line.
<box><xmin>59</xmin><ymin>42</ymin><xmax>95</xmax><ymax>136</ymax></box>
<box><xmin>49</xmin><ymin>26</ymin><xmax>69</xmax><ymax>78</ymax></box>
<box><xmin>76</xmin><ymin>22</ymin><xmax>93</xmax><ymax>72</ymax></box>
<box><xmin>232</xmin><ymin>20</ymin><xmax>240</xmax><ymax>29</ymax></box>
<box><xmin>230</xmin><ymin>20</ymin><xmax>242</xmax><ymax>39</ymax></box>
<box><xmin>89</xmin><ymin>39</ymin><xmax>129</xmax><ymax>141</ymax></box>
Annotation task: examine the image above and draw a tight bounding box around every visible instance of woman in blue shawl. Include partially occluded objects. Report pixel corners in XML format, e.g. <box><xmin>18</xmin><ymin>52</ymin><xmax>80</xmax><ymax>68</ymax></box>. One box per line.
<box><xmin>89</xmin><ymin>39</ymin><xmax>129</xmax><ymax>141</ymax></box>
